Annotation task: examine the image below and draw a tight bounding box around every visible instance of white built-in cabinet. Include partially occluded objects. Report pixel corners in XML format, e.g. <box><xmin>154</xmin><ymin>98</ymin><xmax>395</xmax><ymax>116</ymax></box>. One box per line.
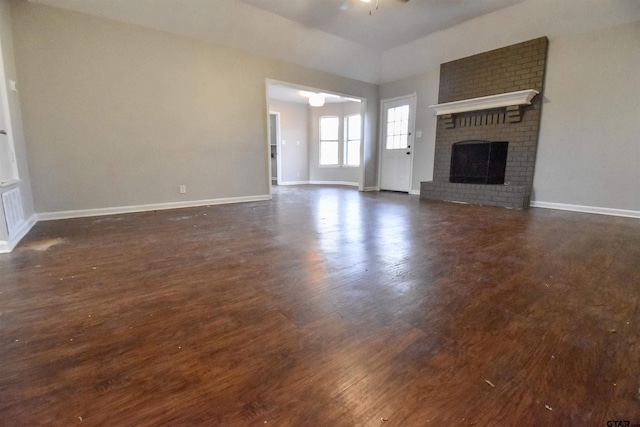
<box><xmin>0</xmin><ymin>25</ymin><xmax>23</xmax><ymax>246</ymax></box>
<box><xmin>0</xmin><ymin>29</ymin><xmax>18</xmax><ymax>187</ymax></box>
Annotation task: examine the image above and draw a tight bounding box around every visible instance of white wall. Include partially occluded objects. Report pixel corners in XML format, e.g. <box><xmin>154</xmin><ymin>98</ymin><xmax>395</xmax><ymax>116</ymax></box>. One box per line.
<box><xmin>533</xmin><ymin>21</ymin><xmax>640</xmax><ymax>212</ymax></box>
<box><xmin>11</xmin><ymin>2</ymin><xmax>379</xmax><ymax>215</ymax></box>
<box><xmin>268</xmin><ymin>100</ymin><xmax>309</xmax><ymax>184</ymax></box>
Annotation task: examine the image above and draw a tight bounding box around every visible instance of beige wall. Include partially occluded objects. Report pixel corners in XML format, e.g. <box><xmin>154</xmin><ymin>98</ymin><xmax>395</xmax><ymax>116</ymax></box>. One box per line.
<box><xmin>12</xmin><ymin>2</ymin><xmax>378</xmax><ymax>214</ymax></box>
<box><xmin>533</xmin><ymin>21</ymin><xmax>640</xmax><ymax>211</ymax></box>
<box><xmin>0</xmin><ymin>0</ymin><xmax>34</xmax><ymax>242</ymax></box>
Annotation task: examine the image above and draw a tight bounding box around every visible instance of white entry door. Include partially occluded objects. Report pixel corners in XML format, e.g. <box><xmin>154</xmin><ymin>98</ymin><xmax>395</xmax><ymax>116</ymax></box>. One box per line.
<box><xmin>380</xmin><ymin>95</ymin><xmax>416</xmax><ymax>192</ymax></box>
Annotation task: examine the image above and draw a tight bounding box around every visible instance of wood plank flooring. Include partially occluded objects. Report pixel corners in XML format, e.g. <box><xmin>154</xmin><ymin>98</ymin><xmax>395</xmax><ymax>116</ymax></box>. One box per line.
<box><xmin>1</xmin><ymin>185</ymin><xmax>639</xmax><ymax>426</ymax></box>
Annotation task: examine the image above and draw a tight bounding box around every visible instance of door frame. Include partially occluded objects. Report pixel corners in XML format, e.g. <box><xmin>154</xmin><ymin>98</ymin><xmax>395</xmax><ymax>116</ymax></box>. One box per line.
<box><xmin>265</xmin><ymin>78</ymin><xmax>367</xmax><ymax>198</ymax></box>
<box><xmin>377</xmin><ymin>93</ymin><xmax>417</xmax><ymax>192</ymax></box>
<box><xmin>0</xmin><ymin>30</ymin><xmax>18</xmax><ymax>185</ymax></box>
<box><xmin>268</xmin><ymin>111</ymin><xmax>282</xmax><ymax>186</ymax></box>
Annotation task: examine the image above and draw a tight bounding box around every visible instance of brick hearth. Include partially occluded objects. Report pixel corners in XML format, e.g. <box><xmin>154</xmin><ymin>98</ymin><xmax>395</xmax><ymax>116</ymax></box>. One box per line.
<box><xmin>421</xmin><ymin>37</ymin><xmax>549</xmax><ymax>209</ymax></box>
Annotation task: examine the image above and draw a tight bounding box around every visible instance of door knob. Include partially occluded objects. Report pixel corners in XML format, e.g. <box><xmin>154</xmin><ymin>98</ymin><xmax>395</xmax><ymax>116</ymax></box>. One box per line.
<box><xmin>406</xmin><ymin>151</ymin><xmax>411</xmax><ymax>155</ymax></box>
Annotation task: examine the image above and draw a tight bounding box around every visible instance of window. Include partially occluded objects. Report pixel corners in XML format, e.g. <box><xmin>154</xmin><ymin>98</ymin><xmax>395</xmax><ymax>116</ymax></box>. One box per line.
<box><xmin>344</xmin><ymin>114</ymin><xmax>361</xmax><ymax>167</ymax></box>
<box><xmin>319</xmin><ymin>116</ymin><xmax>339</xmax><ymax>166</ymax></box>
<box><xmin>386</xmin><ymin>105</ymin><xmax>409</xmax><ymax>150</ymax></box>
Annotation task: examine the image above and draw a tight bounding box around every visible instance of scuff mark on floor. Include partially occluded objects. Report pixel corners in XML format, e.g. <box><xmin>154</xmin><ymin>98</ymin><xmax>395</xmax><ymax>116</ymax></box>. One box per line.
<box><xmin>168</xmin><ymin>216</ymin><xmax>195</xmax><ymax>221</ymax></box>
<box><xmin>21</xmin><ymin>238</ymin><xmax>66</xmax><ymax>251</ymax></box>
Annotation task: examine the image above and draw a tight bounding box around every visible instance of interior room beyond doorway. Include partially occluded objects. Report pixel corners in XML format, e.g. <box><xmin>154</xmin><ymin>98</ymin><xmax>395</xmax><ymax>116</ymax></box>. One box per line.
<box><xmin>267</xmin><ymin>81</ymin><xmax>365</xmax><ymax>193</ymax></box>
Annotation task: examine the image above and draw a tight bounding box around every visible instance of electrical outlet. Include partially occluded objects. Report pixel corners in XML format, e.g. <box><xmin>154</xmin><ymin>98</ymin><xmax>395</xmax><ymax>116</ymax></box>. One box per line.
<box><xmin>179</xmin><ymin>185</ymin><xmax>186</xmax><ymax>194</ymax></box>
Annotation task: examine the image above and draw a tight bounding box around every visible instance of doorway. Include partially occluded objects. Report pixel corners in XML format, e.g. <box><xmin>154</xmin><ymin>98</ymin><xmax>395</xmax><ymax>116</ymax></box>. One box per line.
<box><xmin>0</xmin><ymin>34</ymin><xmax>18</xmax><ymax>186</ymax></box>
<box><xmin>268</xmin><ymin>112</ymin><xmax>280</xmax><ymax>185</ymax></box>
<box><xmin>380</xmin><ymin>94</ymin><xmax>416</xmax><ymax>192</ymax></box>
<box><xmin>266</xmin><ymin>80</ymin><xmax>366</xmax><ymax>195</ymax></box>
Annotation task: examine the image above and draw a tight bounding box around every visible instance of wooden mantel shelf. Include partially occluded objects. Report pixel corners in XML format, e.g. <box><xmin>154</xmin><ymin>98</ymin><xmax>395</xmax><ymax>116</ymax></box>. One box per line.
<box><xmin>429</xmin><ymin>89</ymin><xmax>539</xmax><ymax>116</ymax></box>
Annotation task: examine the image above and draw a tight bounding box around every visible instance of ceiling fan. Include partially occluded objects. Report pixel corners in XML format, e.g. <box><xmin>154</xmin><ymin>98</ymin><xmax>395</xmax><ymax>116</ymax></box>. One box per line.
<box><xmin>340</xmin><ymin>0</ymin><xmax>410</xmax><ymax>13</ymax></box>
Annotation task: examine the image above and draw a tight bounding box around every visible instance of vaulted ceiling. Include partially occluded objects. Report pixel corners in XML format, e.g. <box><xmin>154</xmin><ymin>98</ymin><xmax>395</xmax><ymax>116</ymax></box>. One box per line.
<box><xmin>237</xmin><ymin>0</ymin><xmax>525</xmax><ymax>52</ymax></box>
<box><xmin>26</xmin><ymin>0</ymin><xmax>640</xmax><ymax>84</ymax></box>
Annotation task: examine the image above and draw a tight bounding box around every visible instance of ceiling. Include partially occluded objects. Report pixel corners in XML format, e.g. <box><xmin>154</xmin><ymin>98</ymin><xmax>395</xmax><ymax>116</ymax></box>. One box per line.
<box><xmin>268</xmin><ymin>84</ymin><xmax>359</xmax><ymax>105</ymax></box>
<box><xmin>237</xmin><ymin>0</ymin><xmax>526</xmax><ymax>52</ymax></box>
<box><xmin>26</xmin><ymin>0</ymin><xmax>640</xmax><ymax>84</ymax></box>
<box><xmin>27</xmin><ymin>0</ymin><xmax>527</xmax><ymax>83</ymax></box>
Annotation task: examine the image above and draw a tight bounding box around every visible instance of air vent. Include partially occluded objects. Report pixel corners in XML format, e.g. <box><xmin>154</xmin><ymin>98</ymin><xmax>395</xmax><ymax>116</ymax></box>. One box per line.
<box><xmin>2</xmin><ymin>188</ymin><xmax>24</xmax><ymax>237</ymax></box>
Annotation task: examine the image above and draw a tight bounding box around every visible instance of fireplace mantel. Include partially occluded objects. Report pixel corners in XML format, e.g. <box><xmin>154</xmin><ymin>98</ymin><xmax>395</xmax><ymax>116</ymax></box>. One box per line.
<box><xmin>429</xmin><ymin>89</ymin><xmax>539</xmax><ymax>116</ymax></box>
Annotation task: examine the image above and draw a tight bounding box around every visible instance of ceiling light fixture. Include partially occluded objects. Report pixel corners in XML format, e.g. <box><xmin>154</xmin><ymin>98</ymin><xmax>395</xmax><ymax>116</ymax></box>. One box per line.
<box><xmin>366</xmin><ymin>0</ymin><xmax>379</xmax><ymax>15</ymax></box>
<box><xmin>308</xmin><ymin>93</ymin><xmax>325</xmax><ymax>107</ymax></box>
<box><xmin>361</xmin><ymin>0</ymin><xmax>409</xmax><ymax>15</ymax></box>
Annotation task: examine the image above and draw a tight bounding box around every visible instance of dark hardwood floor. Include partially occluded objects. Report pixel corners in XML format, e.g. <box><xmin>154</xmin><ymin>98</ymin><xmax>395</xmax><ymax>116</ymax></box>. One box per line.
<box><xmin>1</xmin><ymin>185</ymin><xmax>639</xmax><ymax>426</ymax></box>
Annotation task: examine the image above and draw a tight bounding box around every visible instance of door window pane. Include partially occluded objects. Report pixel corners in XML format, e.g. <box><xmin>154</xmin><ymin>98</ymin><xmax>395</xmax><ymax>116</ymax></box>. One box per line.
<box><xmin>385</xmin><ymin>105</ymin><xmax>410</xmax><ymax>150</ymax></box>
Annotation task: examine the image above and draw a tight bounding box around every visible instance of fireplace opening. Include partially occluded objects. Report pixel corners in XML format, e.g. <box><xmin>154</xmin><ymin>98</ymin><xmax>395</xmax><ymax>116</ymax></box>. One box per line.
<box><xmin>449</xmin><ymin>140</ymin><xmax>508</xmax><ymax>184</ymax></box>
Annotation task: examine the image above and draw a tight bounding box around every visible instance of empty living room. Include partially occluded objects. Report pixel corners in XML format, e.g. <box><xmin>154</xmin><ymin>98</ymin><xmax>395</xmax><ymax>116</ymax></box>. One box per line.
<box><xmin>1</xmin><ymin>0</ymin><xmax>639</xmax><ymax>425</ymax></box>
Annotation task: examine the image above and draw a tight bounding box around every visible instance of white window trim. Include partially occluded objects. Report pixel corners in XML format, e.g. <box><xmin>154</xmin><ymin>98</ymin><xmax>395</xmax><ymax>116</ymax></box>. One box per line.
<box><xmin>319</xmin><ymin>115</ymin><xmax>340</xmax><ymax>166</ymax></box>
<box><xmin>344</xmin><ymin>114</ymin><xmax>361</xmax><ymax>167</ymax></box>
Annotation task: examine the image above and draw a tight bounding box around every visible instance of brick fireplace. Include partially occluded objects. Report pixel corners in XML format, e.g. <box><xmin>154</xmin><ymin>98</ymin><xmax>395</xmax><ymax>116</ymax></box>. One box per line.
<box><xmin>420</xmin><ymin>37</ymin><xmax>549</xmax><ymax>209</ymax></box>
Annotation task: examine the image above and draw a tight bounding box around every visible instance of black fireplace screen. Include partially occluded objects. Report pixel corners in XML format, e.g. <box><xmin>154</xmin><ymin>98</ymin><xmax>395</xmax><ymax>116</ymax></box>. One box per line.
<box><xmin>449</xmin><ymin>140</ymin><xmax>508</xmax><ymax>184</ymax></box>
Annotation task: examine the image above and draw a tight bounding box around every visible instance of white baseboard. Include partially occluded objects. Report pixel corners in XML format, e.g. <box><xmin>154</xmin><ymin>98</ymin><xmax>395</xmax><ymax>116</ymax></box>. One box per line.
<box><xmin>364</xmin><ymin>186</ymin><xmax>380</xmax><ymax>192</ymax></box>
<box><xmin>0</xmin><ymin>214</ymin><xmax>37</xmax><ymax>254</ymax></box>
<box><xmin>530</xmin><ymin>201</ymin><xmax>640</xmax><ymax>219</ymax></box>
<box><xmin>36</xmin><ymin>195</ymin><xmax>271</xmax><ymax>221</ymax></box>
<box><xmin>278</xmin><ymin>181</ymin><xmax>359</xmax><ymax>188</ymax></box>
<box><xmin>409</xmin><ymin>189</ymin><xmax>421</xmax><ymax>196</ymax></box>
<box><xmin>309</xmin><ymin>181</ymin><xmax>358</xmax><ymax>187</ymax></box>
<box><xmin>278</xmin><ymin>181</ymin><xmax>310</xmax><ymax>186</ymax></box>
